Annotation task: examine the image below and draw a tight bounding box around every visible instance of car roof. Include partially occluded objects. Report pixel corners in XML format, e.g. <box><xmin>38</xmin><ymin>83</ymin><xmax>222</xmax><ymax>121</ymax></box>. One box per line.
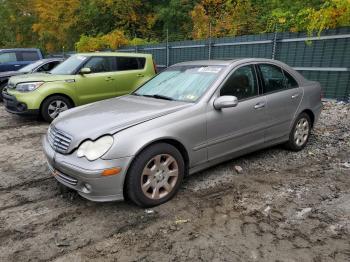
<box><xmin>38</xmin><ymin>58</ymin><xmax>64</xmax><ymax>62</ymax></box>
<box><xmin>173</xmin><ymin>58</ymin><xmax>288</xmax><ymax>67</ymax></box>
<box><xmin>0</xmin><ymin>48</ymin><xmax>40</xmax><ymax>52</ymax></box>
<box><xmin>76</xmin><ymin>52</ymin><xmax>152</xmax><ymax>58</ymax></box>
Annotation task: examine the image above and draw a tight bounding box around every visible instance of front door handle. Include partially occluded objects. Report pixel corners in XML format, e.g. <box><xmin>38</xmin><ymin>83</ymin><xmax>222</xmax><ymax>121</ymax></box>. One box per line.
<box><xmin>291</xmin><ymin>93</ymin><xmax>300</xmax><ymax>99</ymax></box>
<box><xmin>254</xmin><ymin>102</ymin><xmax>265</xmax><ymax>109</ymax></box>
<box><xmin>137</xmin><ymin>74</ymin><xmax>144</xmax><ymax>77</ymax></box>
<box><xmin>14</xmin><ymin>64</ymin><xmax>21</xmax><ymax>67</ymax></box>
<box><xmin>105</xmin><ymin>76</ymin><xmax>114</xmax><ymax>81</ymax></box>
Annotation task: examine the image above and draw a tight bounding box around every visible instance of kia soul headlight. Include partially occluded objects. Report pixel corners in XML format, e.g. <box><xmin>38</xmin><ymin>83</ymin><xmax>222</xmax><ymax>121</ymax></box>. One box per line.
<box><xmin>16</xmin><ymin>82</ymin><xmax>44</xmax><ymax>92</ymax></box>
<box><xmin>77</xmin><ymin>135</ymin><xmax>114</xmax><ymax>161</ymax></box>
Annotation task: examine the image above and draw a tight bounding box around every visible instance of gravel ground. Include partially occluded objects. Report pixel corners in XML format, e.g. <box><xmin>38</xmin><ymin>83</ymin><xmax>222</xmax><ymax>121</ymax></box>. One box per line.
<box><xmin>0</xmin><ymin>102</ymin><xmax>349</xmax><ymax>262</ymax></box>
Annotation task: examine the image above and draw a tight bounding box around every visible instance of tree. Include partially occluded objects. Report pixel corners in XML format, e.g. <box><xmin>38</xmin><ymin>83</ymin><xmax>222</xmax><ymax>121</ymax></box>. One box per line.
<box><xmin>75</xmin><ymin>29</ymin><xmax>129</xmax><ymax>52</ymax></box>
<box><xmin>32</xmin><ymin>0</ymin><xmax>80</xmax><ymax>52</ymax></box>
<box><xmin>0</xmin><ymin>0</ymin><xmax>349</xmax><ymax>52</ymax></box>
<box><xmin>0</xmin><ymin>0</ymin><xmax>37</xmax><ymax>48</ymax></box>
<box><xmin>190</xmin><ymin>0</ymin><xmax>261</xmax><ymax>39</ymax></box>
<box><xmin>306</xmin><ymin>0</ymin><xmax>350</xmax><ymax>35</ymax></box>
<box><xmin>155</xmin><ymin>0</ymin><xmax>198</xmax><ymax>41</ymax></box>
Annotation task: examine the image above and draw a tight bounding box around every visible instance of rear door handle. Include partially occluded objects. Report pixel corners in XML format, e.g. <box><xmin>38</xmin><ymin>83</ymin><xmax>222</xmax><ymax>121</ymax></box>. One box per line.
<box><xmin>254</xmin><ymin>102</ymin><xmax>265</xmax><ymax>109</ymax></box>
<box><xmin>291</xmin><ymin>93</ymin><xmax>300</xmax><ymax>99</ymax></box>
<box><xmin>105</xmin><ymin>76</ymin><xmax>114</xmax><ymax>81</ymax></box>
<box><xmin>137</xmin><ymin>74</ymin><xmax>144</xmax><ymax>77</ymax></box>
<box><xmin>14</xmin><ymin>65</ymin><xmax>21</xmax><ymax>67</ymax></box>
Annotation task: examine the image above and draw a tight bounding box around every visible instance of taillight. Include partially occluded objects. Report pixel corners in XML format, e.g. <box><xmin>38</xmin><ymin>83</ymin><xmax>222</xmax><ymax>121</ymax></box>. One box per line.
<box><xmin>153</xmin><ymin>60</ymin><xmax>157</xmax><ymax>74</ymax></box>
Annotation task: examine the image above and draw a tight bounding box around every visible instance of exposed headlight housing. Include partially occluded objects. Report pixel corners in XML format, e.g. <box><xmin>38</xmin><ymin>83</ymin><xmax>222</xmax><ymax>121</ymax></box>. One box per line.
<box><xmin>16</xmin><ymin>81</ymin><xmax>44</xmax><ymax>92</ymax></box>
<box><xmin>77</xmin><ymin>136</ymin><xmax>114</xmax><ymax>161</ymax></box>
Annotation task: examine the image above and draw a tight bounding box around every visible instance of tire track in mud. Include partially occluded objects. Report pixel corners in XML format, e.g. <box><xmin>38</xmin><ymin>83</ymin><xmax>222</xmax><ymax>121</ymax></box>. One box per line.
<box><xmin>0</xmin><ymin>176</ymin><xmax>52</xmax><ymax>192</ymax></box>
<box><xmin>0</xmin><ymin>178</ymin><xmax>58</xmax><ymax>211</ymax></box>
<box><xmin>52</xmin><ymin>171</ymin><xmax>350</xmax><ymax>262</ymax></box>
<box><xmin>0</xmin><ymin>179</ymin><xmax>207</xmax><ymax>262</ymax></box>
<box><xmin>0</xmin><ymin>106</ymin><xmax>47</xmax><ymax>133</ymax></box>
<box><xmin>0</xmin><ymin>166</ymin><xmax>50</xmax><ymax>190</ymax></box>
<box><xmin>51</xmin><ymin>179</ymin><xmax>265</xmax><ymax>261</ymax></box>
<box><xmin>0</xmin><ymin>196</ymin><xmax>147</xmax><ymax>262</ymax></box>
<box><xmin>0</xmin><ymin>131</ymin><xmax>47</xmax><ymax>143</ymax></box>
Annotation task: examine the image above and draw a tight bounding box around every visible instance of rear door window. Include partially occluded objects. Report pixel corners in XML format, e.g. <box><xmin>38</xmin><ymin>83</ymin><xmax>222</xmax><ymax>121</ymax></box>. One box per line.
<box><xmin>116</xmin><ymin>57</ymin><xmax>146</xmax><ymax>71</ymax></box>
<box><xmin>0</xmin><ymin>52</ymin><xmax>17</xmax><ymax>63</ymax></box>
<box><xmin>83</xmin><ymin>57</ymin><xmax>115</xmax><ymax>73</ymax></box>
<box><xmin>21</xmin><ymin>51</ymin><xmax>40</xmax><ymax>61</ymax></box>
<box><xmin>258</xmin><ymin>64</ymin><xmax>286</xmax><ymax>94</ymax></box>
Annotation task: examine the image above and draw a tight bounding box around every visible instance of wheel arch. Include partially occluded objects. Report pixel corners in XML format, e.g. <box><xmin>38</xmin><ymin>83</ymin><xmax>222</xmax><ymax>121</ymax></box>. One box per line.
<box><xmin>122</xmin><ymin>137</ymin><xmax>190</xmax><ymax>199</ymax></box>
<box><xmin>0</xmin><ymin>78</ymin><xmax>9</xmax><ymax>86</ymax></box>
<box><xmin>301</xmin><ymin>109</ymin><xmax>315</xmax><ymax>127</ymax></box>
<box><xmin>39</xmin><ymin>93</ymin><xmax>76</xmax><ymax>112</ymax></box>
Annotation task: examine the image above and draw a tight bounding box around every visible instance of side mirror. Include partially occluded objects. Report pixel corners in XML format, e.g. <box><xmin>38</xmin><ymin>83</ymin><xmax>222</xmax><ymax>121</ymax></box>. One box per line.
<box><xmin>79</xmin><ymin>67</ymin><xmax>91</xmax><ymax>74</ymax></box>
<box><xmin>213</xmin><ymin>96</ymin><xmax>238</xmax><ymax>110</ymax></box>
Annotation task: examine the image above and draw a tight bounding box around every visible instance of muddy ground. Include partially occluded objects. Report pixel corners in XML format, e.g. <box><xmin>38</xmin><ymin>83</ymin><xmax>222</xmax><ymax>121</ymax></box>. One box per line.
<box><xmin>0</xmin><ymin>102</ymin><xmax>349</xmax><ymax>262</ymax></box>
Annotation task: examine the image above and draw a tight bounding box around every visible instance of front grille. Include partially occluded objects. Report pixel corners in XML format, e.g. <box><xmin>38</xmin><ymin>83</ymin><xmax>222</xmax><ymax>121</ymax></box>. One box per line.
<box><xmin>48</xmin><ymin>125</ymin><xmax>72</xmax><ymax>154</ymax></box>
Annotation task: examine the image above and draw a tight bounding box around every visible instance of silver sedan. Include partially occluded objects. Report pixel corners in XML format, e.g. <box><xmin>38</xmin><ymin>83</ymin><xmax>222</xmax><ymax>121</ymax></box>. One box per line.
<box><xmin>43</xmin><ymin>58</ymin><xmax>322</xmax><ymax>207</ymax></box>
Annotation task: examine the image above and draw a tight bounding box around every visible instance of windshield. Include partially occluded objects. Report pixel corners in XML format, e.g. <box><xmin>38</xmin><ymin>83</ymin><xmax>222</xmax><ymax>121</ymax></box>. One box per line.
<box><xmin>50</xmin><ymin>55</ymin><xmax>87</xmax><ymax>75</ymax></box>
<box><xmin>18</xmin><ymin>60</ymin><xmax>44</xmax><ymax>73</ymax></box>
<box><xmin>134</xmin><ymin>65</ymin><xmax>224</xmax><ymax>102</ymax></box>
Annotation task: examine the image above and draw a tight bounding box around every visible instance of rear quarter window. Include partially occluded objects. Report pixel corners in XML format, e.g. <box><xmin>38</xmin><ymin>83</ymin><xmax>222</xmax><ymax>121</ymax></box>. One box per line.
<box><xmin>116</xmin><ymin>57</ymin><xmax>146</xmax><ymax>71</ymax></box>
<box><xmin>259</xmin><ymin>64</ymin><xmax>286</xmax><ymax>94</ymax></box>
<box><xmin>283</xmin><ymin>70</ymin><xmax>299</xmax><ymax>88</ymax></box>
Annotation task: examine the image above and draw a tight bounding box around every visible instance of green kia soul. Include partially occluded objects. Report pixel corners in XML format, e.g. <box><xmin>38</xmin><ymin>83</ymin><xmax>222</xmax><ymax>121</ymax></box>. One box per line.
<box><xmin>2</xmin><ymin>52</ymin><xmax>156</xmax><ymax>122</ymax></box>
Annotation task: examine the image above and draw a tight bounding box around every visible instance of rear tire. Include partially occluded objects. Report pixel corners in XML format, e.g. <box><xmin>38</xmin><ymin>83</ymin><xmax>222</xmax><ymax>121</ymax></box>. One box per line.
<box><xmin>41</xmin><ymin>95</ymin><xmax>73</xmax><ymax>122</ymax></box>
<box><xmin>125</xmin><ymin>143</ymin><xmax>185</xmax><ymax>207</ymax></box>
<box><xmin>0</xmin><ymin>81</ymin><xmax>7</xmax><ymax>102</ymax></box>
<box><xmin>285</xmin><ymin>113</ymin><xmax>311</xmax><ymax>151</ymax></box>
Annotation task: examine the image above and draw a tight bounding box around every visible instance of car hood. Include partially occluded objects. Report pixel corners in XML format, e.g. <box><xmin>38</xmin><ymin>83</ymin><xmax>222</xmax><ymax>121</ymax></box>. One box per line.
<box><xmin>52</xmin><ymin>95</ymin><xmax>191</xmax><ymax>151</ymax></box>
<box><xmin>0</xmin><ymin>71</ymin><xmax>24</xmax><ymax>78</ymax></box>
<box><xmin>8</xmin><ymin>73</ymin><xmax>73</xmax><ymax>85</ymax></box>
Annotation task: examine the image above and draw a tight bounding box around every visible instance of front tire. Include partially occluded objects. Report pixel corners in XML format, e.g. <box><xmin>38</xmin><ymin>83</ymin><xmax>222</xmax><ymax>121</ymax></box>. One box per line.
<box><xmin>41</xmin><ymin>95</ymin><xmax>73</xmax><ymax>122</ymax></box>
<box><xmin>126</xmin><ymin>143</ymin><xmax>185</xmax><ymax>207</ymax></box>
<box><xmin>285</xmin><ymin>113</ymin><xmax>311</xmax><ymax>151</ymax></box>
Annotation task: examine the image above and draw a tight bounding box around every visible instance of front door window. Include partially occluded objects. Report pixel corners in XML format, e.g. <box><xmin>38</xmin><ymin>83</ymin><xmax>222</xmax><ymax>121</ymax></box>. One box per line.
<box><xmin>220</xmin><ymin>65</ymin><xmax>258</xmax><ymax>100</ymax></box>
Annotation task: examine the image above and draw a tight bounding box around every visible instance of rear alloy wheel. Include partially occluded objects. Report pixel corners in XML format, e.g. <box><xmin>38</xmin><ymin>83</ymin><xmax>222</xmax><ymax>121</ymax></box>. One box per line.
<box><xmin>126</xmin><ymin>143</ymin><xmax>184</xmax><ymax>207</ymax></box>
<box><xmin>285</xmin><ymin>113</ymin><xmax>311</xmax><ymax>151</ymax></box>
<box><xmin>41</xmin><ymin>95</ymin><xmax>73</xmax><ymax>122</ymax></box>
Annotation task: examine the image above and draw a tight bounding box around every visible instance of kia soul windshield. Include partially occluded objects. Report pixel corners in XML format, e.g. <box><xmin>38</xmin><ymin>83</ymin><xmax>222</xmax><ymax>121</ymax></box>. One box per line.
<box><xmin>50</xmin><ymin>55</ymin><xmax>87</xmax><ymax>75</ymax></box>
<box><xmin>134</xmin><ymin>65</ymin><xmax>224</xmax><ymax>102</ymax></box>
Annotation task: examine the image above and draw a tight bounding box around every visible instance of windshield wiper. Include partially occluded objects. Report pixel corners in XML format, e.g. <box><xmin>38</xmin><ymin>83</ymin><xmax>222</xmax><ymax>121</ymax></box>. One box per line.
<box><xmin>133</xmin><ymin>93</ymin><xmax>174</xmax><ymax>101</ymax></box>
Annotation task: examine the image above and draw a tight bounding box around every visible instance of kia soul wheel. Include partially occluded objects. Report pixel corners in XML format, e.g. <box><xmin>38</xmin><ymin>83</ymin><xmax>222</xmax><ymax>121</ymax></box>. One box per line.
<box><xmin>126</xmin><ymin>143</ymin><xmax>185</xmax><ymax>207</ymax></box>
<box><xmin>41</xmin><ymin>95</ymin><xmax>73</xmax><ymax>122</ymax></box>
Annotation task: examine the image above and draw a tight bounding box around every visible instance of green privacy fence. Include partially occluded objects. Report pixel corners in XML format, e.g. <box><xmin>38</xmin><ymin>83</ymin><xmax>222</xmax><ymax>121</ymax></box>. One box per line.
<box><xmin>118</xmin><ymin>27</ymin><xmax>350</xmax><ymax>100</ymax></box>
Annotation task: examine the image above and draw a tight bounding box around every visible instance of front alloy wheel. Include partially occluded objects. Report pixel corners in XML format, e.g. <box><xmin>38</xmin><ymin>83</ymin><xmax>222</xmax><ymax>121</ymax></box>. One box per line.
<box><xmin>141</xmin><ymin>154</ymin><xmax>179</xmax><ymax>200</ymax></box>
<box><xmin>41</xmin><ymin>95</ymin><xmax>73</xmax><ymax>122</ymax></box>
<box><xmin>126</xmin><ymin>143</ymin><xmax>185</xmax><ymax>207</ymax></box>
<box><xmin>47</xmin><ymin>100</ymin><xmax>69</xmax><ymax>119</ymax></box>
